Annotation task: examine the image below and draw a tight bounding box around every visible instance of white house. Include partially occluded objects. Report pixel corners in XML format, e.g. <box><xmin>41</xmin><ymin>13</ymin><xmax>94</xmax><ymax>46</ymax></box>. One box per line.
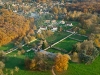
<box><xmin>59</xmin><ymin>20</ymin><xmax>65</xmax><ymax>24</ymax></box>
<box><xmin>40</xmin><ymin>26</ymin><xmax>47</xmax><ymax>30</ymax></box>
<box><xmin>37</xmin><ymin>26</ymin><xmax>47</xmax><ymax>33</ymax></box>
<box><xmin>51</xmin><ymin>26</ymin><xmax>58</xmax><ymax>32</ymax></box>
<box><xmin>66</xmin><ymin>23</ymin><xmax>73</xmax><ymax>26</ymax></box>
<box><xmin>13</xmin><ymin>10</ymin><xmax>17</xmax><ymax>13</ymax></box>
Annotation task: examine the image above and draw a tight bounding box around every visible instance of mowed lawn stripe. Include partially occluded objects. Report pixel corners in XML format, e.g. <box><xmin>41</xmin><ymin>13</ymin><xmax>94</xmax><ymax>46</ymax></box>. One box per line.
<box><xmin>54</xmin><ymin>38</ymin><xmax>78</xmax><ymax>52</ymax></box>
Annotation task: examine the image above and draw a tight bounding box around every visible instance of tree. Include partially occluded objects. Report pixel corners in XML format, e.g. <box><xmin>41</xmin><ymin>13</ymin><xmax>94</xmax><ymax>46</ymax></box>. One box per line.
<box><xmin>24</xmin><ymin>36</ymin><xmax>29</xmax><ymax>44</ymax></box>
<box><xmin>42</xmin><ymin>40</ymin><xmax>48</xmax><ymax>49</ymax></box>
<box><xmin>0</xmin><ymin>69</ymin><xmax>4</xmax><ymax>75</ymax></box>
<box><xmin>17</xmin><ymin>43</ymin><xmax>23</xmax><ymax>50</ymax></box>
<box><xmin>58</xmin><ymin>27</ymin><xmax>62</xmax><ymax>32</ymax></box>
<box><xmin>75</xmin><ymin>40</ymin><xmax>99</xmax><ymax>63</ymax></box>
<box><xmin>79</xmin><ymin>29</ymin><xmax>86</xmax><ymax>35</ymax></box>
<box><xmin>21</xmin><ymin>50</ymin><xmax>25</xmax><ymax>54</ymax></box>
<box><xmin>17</xmin><ymin>51</ymin><xmax>21</xmax><ymax>56</ymax></box>
<box><xmin>25</xmin><ymin>52</ymin><xmax>50</xmax><ymax>71</ymax></box>
<box><xmin>46</xmin><ymin>30</ymin><xmax>53</xmax><ymax>36</ymax></box>
<box><xmin>75</xmin><ymin>42</ymin><xmax>81</xmax><ymax>51</ymax></box>
<box><xmin>0</xmin><ymin>61</ymin><xmax>5</xmax><ymax>69</ymax></box>
<box><xmin>52</xmin><ymin>6</ymin><xmax>58</xmax><ymax>14</ymax></box>
<box><xmin>71</xmin><ymin>52</ymin><xmax>79</xmax><ymax>62</ymax></box>
<box><xmin>33</xmin><ymin>25</ymin><xmax>37</xmax><ymax>30</ymax></box>
<box><xmin>25</xmin><ymin>58</ymin><xmax>31</xmax><ymax>69</ymax></box>
<box><xmin>94</xmin><ymin>38</ymin><xmax>100</xmax><ymax>48</ymax></box>
<box><xmin>88</xmin><ymin>33</ymin><xmax>95</xmax><ymax>40</ymax></box>
<box><xmin>0</xmin><ymin>9</ymin><xmax>30</xmax><ymax>46</ymax></box>
<box><xmin>29</xmin><ymin>59</ymin><xmax>36</xmax><ymax>70</ymax></box>
<box><xmin>15</xmin><ymin>66</ymin><xmax>19</xmax><ymax>72</ymax></box>
<box><xmin>10</xmin><ymin>70</ymin><xmax>14</xmax><ymax>75</ymax></box>
<box><xmin>54</xmin><ymin>15</ymin><xmax>58</xmax><ymax>20</ymax></box>
<box><xmin>54</xmin><ymin>53</ymin><xmax>71</xmax><ymax>72</ymax></box>
<box><xmin>0</xmin><ymin>51</ymin><xmax>6</xmax><ymax>61</ymax></box>
<box><xmin>62</xmin><ymin>8</ymin><xmax>67</xmax><ymax>14</ymax></box>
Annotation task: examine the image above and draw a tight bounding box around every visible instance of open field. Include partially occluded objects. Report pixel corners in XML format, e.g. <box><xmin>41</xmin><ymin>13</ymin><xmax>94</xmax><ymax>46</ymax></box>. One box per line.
<box><xmin>46</xmin><ymin>32</ymin><xmax>71</xmax><ymax>44</ymax></box>
<box><xmin>4</xmin><ymin>49</ymin><xmax>100</xmax><ymax>75</ymax></box>
<box><xmin>47</xmin><ymin>38</ymin><xmax>78</xmax><ymax>53</ymax></box>
<box><xmin>69</xmin><ymin>21</ymin><xmax>79</xmax><ymax>26</ymax></box>
<box><xmin>59</xmin><ymin>21</ymin><xmax>79</xmax><ymax>30</ymax></box>
<box><xmin>47</xmin><ymin>48</ymin><xmax>63</xmax><ymax>53</ymax></box>
<box><xmin>4</xmin><ymin>50</ymin><xmax>52</xmax><ymax>75</ymax></box>
<box><xmin>0</xmin><ymin>42</ymin><xmax>14</xmax><ymax>51</ymax></box>
<box><xmin>56</xmin><ymin>56</ymin><xmax>100</xmax><ymax>75</ymax></box>
<box><xmin>70</xmin><ymin>34</ymin><xmax>88</xmax><ymax>41</ymax></box>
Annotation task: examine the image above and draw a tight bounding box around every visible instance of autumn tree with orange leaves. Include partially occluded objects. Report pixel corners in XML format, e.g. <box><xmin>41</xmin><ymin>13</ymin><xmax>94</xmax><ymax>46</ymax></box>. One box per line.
<box><xmin>54</xmin><ymin>53</ymin><xmax>71</xmax><ymax>72</ymax></box>
<box><xmin>0</xmin><ymin>9</ymin><xmax>30</xmax><ymax>46</ymax></box>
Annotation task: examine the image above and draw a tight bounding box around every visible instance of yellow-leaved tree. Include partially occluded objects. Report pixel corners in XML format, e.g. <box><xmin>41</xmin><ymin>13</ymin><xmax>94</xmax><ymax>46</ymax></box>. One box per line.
<box><xmin>54</xmin><ymin>53</ymin><xmax>71</xmax><ymax>72</ymax></box>
<box><xmin>94</xmin><ymin>38</ymin><xmax>100</xmax><ymax>48</ymax></box>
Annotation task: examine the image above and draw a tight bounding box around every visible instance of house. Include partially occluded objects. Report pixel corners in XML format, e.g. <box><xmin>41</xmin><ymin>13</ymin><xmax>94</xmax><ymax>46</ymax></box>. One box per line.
<box><xmin>13</xmin><ymin>10</ymin><xmax>17</xmax><ymax>12</ymax></box>
<box><xmin>45</xmin><ymin>20</ymin><xmax>50</xmax><ymax>24</ymax></box>
<box><xmin>51</xmin><ymin>26</ymin><xmax>58</xmax><ymax>32</ymax></box>
<box><xmin>66</xmin><ymin>22</ymin><xmax>73</xmax><ymax>26</ymax></box>
<box><xmin>37</xmin><ymin>26</ymin><xmax>47</xmax><ymax>33</ymax></box>
<box><xmin>51</xmin><ymin>20</ymin><xmax>57</xmax><ymax>24</ymax></box>
<box><xmin>40</xmin><ymin>26</ymin><xmax>47</xmax><ymax>30</ymax></box>
<box><xmin>59</xmin><ymin>20</ymin><xmax>65</xmax><ymax>24</ymax></box>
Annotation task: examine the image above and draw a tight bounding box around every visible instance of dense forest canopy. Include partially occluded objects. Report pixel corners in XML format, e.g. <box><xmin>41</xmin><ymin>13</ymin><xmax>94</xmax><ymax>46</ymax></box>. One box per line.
<box><xmin>0</xmin><ymin>9</ymin><xmax>30</xmax><ymax>46</ymax></box>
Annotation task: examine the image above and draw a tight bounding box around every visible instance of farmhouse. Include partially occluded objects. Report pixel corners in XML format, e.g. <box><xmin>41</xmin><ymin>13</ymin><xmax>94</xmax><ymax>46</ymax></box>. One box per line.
<box><xmin>66</xmin><ymin>22</ymin><xmax>73</xmax><ymax>26</ymax></box>
<box><xmin>59</xmin><ymin>20</ymin><xmax>65</xmax><ymax>24</ymax></box>
<box><xmin>37</xmin><ymin>26</ymin><xmax>47</xmax><ymax>33</ymax></box>
<box><xmin>40</xmin><ymin>26</ymin><xmax>47</xmax><ymax>30</ymax></box>
<box><xmin>51</xmin><ymin>26</ymin><xmax>58</xmax><ymax>32</ymax></box>
<box><xmin>45</xmin><ymin>20</ymin><xmax>50</xmax><ymax>24</ymax></box>
<box><xmin>51</xmin><ymin>20</ymin><xmax>57</xmax><ymax>24</ymax></box>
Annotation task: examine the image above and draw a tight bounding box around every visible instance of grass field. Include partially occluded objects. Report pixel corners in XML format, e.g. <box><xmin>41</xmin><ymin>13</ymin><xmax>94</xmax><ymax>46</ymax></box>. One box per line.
<box><xmin>4</xmin><ymin>50</ymin><xmax>100</xmax><ymax>75</ymax></box>
<box><xmin>46</xmin><ymin>32</ymin><xmax>71</xmax><ymax>44</ymax></box>
<box><xmin>47</xmin><ymin>38</ymin><xmax>78</xmax><ymax>53</ymax></box>
<box><xmin>0</xmin><ymin>42</ymin><xmax>14</xmax><ymax>51</ymax></box>
<box><xmin>47</xmin><ymin>48</ymin><xmax>63</xmax><ymax>53</ymax></box>
<box><xmin>54</xmin><ymin>38</ymin><xmax>78</xmax><ymax>52</ymax></box>
<box><xmin>69</xmin><ymin>21</ymin><xmax>79</xmax><ymax>26</ymax></box>
<box><xmin>56</xmin><ymin>56</ymin><xmax>100</xmax><ymax>75</ymax></box>
<box><xmin>4</xmin><ymin>50</ymin><xmax>52</xmax><ymax>75</ymax></box>
<box><xmin>70</xmin><ymin>34</ymin><xmax>88</xmax><ymax>41</ymax></box>
<box><xmin>59</xmin><ymin>21</ymin><xmax>79</xmax><ymax>30</ymax></box>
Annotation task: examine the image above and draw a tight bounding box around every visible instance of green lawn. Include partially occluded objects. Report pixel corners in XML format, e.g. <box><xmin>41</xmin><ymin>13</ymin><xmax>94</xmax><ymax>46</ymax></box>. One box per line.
<box><xmin>56</xmin><ymin>56</ymin><xmax>100</xmax><ymax>75</ymax></box>
<box><xmin>4</xmin><ymin>37</ymin><xmax>100</xmax><ymax>75</ymax></box>
<box><xmin>59</xmin><ymin>21</ymin><xmax>79</xmax><ymax>30</ymax></box>
<box><xmin>47</xmin><ymin>38</ymin><xmax>78</xmax><ymax>53</ymax></box>
<box><xmin>0</xmin><ymin>42</ymin><xmax>14</xmax><ymax>51</ymax></box>
<box><xmin>47</xmin><ymin>48</ymin><xmax>63</xmax><ymax>53</ymax></box>
<box><xmin>4</xmin><ymin>50</ymin><xmax>52</xmax><ymax>75</ymax></box>
<box><xmin>46</xmin><ymin>32</ymin><xmax>71</xmax><ymax>45</ymax></box>
<box><xmin>22</xmin><ymin>45</ymin><xmax>32</xmax><ymax>50</ymax></box>
<box><xmin>70</xmin><ymin>21</ymin><xmax>79</xmax><ymax>26</ymax></box>
<box><xmin>70</xmin><ymin>34</ymin><xmax>88</xmax><ymax>41</ymax></box>
<box><xmin>5</xmin><ymin>49</ymin><xmax>100</xmax><ymax>75</ymax></box>
<box><xmin>53</xmin><ymin>38</ymin><xmax>78</xmax><ymax>52</ymax></box>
